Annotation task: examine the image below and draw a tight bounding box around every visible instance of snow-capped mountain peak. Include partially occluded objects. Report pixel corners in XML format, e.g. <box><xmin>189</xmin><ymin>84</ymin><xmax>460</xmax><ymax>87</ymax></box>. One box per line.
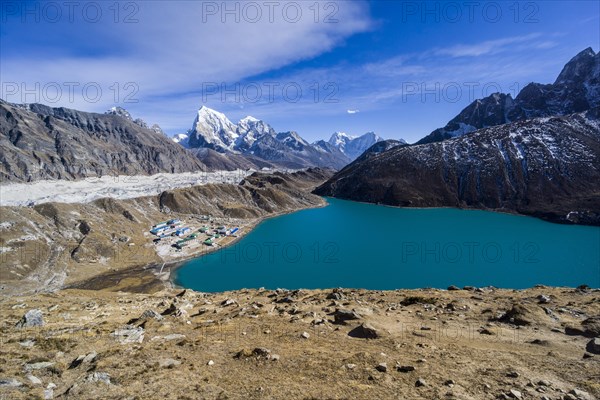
<box><xmin>178</xmin><ymin>105</ymin><xmax>388</xmax><ymax>168</ymax></box>
<box><xmin>172</xmin><ymin>133</ymin><xmax>190</xmax><ymax>148</ymax></box>
<box><xmin>235</xmin><ymin>115</ymin><xmax>276</xmax><ymax>151</ymax></box>
<box><xmin>188</xmin><ymin>106</ymin><xmax>239</xmax><ymax>152</ymax></box>
<box><xmin>328</xmin><ymin>132</ymin><xmax>353</xmax><ymax>147</ymax></box>
<box><xmin>106</xmin><ymin>106</ymin><xmax>133</xmax><ymax>121</ymax></box>
<box><xmin>276</xmin><ymin>131</ymin><xmax>309</xmax><ymax>151</ymax></box>
<box><xmin>325</xmin><ymin>131</ymin><xmax>385</xmax><ymax>160</ymax></box>
<box><xmin>239</xmin><ymin>115</ymin><xmax>260</xmax><ymax>123</ymax></box>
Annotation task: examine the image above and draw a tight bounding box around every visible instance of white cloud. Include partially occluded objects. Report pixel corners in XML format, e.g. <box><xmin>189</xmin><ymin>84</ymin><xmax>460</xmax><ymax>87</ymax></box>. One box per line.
<box><xmin>0</xmin><ymin>1</ymin><xmax>372</xmax><ymax>113</ymax></box>
<box><xmin>347</xmin><ymin>109</ymin><xmax>359</xmax><ymax>114</ymax></box>
<box><xmin>435</xmin><ymin>33</ymin><xmax>541</xmax><ymax>57</ymax></box>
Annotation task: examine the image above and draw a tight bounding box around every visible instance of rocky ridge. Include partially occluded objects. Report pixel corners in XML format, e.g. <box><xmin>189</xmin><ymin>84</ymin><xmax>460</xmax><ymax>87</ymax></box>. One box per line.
<box><xmin>0</xmin><ymin>101</ymin><xmax>206</xmax><ymax>182</ymax></box>
<box><xmin>417</xmin><ymin>48</ymin><xmax>600</xmax><ymax>144</ymax></box>
<box><xmin>316</xmin><ymin>109</ymin><xmax>600</xmax><ymax>225</ymax></box>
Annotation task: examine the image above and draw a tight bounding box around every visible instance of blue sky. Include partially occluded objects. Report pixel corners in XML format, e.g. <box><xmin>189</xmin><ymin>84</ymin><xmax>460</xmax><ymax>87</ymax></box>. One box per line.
<box><xmin>1</xmin><ymin>1</ymin><xmax>598</xmax><ymax>143</ymax></box>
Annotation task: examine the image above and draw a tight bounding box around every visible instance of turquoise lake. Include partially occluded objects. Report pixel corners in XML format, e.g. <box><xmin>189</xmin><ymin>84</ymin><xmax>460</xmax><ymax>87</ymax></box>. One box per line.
<box><xmin>173</xmin><ymin>198</ymin><xmax>600</xmax><ymax>292</ymax></box>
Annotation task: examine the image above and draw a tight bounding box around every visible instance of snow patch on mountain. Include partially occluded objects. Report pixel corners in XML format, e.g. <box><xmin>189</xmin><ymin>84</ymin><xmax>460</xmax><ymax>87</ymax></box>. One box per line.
<box><xmin>172</xmin><ymin>133</ymin><xmax>190</xmax><ymax>148</ymax></box>
<box><xmin>235</xmin><ymin>115</ymin><xmax>276</xmax><ymax>151</ymax></box>
<box><xmin>325</xmin><ymin>131</ymin><xmax>392</xmax><ymax>160</ymax></box>
<box><xmin>105</xmin><ymin>107</ymin><xmax>166</xmax><ymax>134</ymax></box>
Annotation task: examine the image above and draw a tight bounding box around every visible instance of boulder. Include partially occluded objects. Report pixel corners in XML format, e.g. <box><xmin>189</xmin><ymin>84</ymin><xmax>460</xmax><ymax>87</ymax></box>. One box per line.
<box><xmin>348</xmin><ymin>323</ymin><xmax>379</xmax><ymax>339</ymax></box>
<box><xmin>332</xmin><ymin>309</ymin><xmax>361</xmax><ymax>325</ymax></box>
<box><xmin>235</xmin><ymin>347</ymin><xmax>273</xmax><ymax>360</ymax></box>
<box><xmin>0</xmin><ymin>378</ymin><xmax>23</xmax><ymax>387</ymax></box>
<box><xmin>24</xmin><ymin>362</ymin><xmax>55</xmax><ymax>372</ymax></box>
<box><xmin>565</xmin><ymin>326</ymin><xmax>587</xmax><ymax>336</ymax></box>
<box><xmin>27</xmin><ymin>375</ymin><xmax>42</xmax><ymax>385</ymax></box>
<box><xmin>569</xmin><ymin>388</ymin><xmax>592</xmax><ymax>400</ymax></box>
<box><xmin>586</xmin><ymin>338</ymin><xmax>600</xmax><ymax>354</ymax></box>
<box><xmin>375</xmin><ymin>363</ymin><xmax>387</xmax><ymax>372</ymax></box>
<box><xmin>163</xmin><ymin>334</ymin><xmax>186</xmax><ymax>341</ymax></box>
<box><xmin>161</xmin><ymin>302</ymin><xmax>179</xmax><ymax>316</ymax></box>
<box><xmin>111</xmin><ymin>327</ymin><xmax>145</xmax><ymax>344</ymax></box>
<box><xmin>138</xmin><ymin>309</ymin><xmax>163</xmax><ymax>321</ymax></box>
<box><xmin>159</xmin><ymin>358</ymin><xmax>181</xmax><ymax>368</ymax></box>
<box><xmin>496</xmin><ymin>304</ymin><xmax>538</xmax><ymax>326</ymax></box>
<box><xmin>68</xmin><ymin>352</ymin><xmax>97</xmax><ymax>369</ymax></box>
<box><xmin>86</xmin><ymin>372</ymin><xmax>112</xmax><ymax>385</ymax></box>
<box><xmin>221</xmin><ymin>299</ymin><xmax>236</xmax><ymax>307</ymax></box>
<box><xmin>15</xmin><ymin>309</ymin><xmax>44</xmax><ymax>328</ymax></box>
<box><xmin>326</xmin><ymin>291</ymin><xmax>344</xmax><ymax>300</ymax></box>
<box><xmin>537</xmin><ymin>294</ymin><xmax>551</xmax><ymax>304</ymax></box>
<box><xmin>509</xmin><ymin>389</ymin><xmax>522</xmax><ymax>399</ymax></box>
<box><xmin>581</xmin><ymin>316</ymin><xmax>600</xmax><ymax>337</ymax></box>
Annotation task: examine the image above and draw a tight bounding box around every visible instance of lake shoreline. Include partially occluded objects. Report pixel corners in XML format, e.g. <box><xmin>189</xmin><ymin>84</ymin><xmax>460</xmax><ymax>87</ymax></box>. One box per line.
<box><xmin>318</xmin><ymin>196</ymin><xmax>600</xmax><ymax>227</ymax></box>
<box><xmin>64</xmin><ymin>197</ymin><xmax>331</xmax><ymax>294</ymax></box>
<box><xmin>63</xmin><ymin>197</ymin><xmax>600</xmax><ymax>295</ymax></box>
<box><xmin>174</xmin><ymin>197</ymin><xmax>600</xmax><ymax>292</ymax></box>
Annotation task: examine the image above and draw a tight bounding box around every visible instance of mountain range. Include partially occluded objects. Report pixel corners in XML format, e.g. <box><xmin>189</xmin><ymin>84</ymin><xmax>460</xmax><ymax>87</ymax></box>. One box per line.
<box><xmin>417</xmin><ymin>47</ymin><xmax>599</xmax><ymax>144</ymax></box>
<box><xmin>171</xmin><ymin>106</ymin><xmax>388</xmax><ymax>170</ymax></box>
<box><xmin>0</xmin><ymin>100</ymin><xmax>393</xmax><ymax>182</ymax></box>
<box><xmin>316</xmin><ymin>48</ymin><xmax>600</xmax><ymax>225</ymax></box>
<box><xmin>0</xmin><ymin>102</ymin><xmax>207</xmax><ymax>182</ymax></box>
<box><xmin>313</xmin><ymin>131</ymin><xmax>401</xmax><ymax>160</ymax></box>
<box><xmin>3</xmin><ymin>47</ymin><xmax>598</xmax><ymax>225</ymax></box>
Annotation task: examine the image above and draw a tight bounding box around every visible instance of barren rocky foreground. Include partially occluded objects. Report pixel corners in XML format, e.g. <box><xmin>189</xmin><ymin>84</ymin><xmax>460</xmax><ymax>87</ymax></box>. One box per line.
<box><xmin>0</xmin><ymin>286</ymin><xmax>598</xmax><ymax>400</ymax></box>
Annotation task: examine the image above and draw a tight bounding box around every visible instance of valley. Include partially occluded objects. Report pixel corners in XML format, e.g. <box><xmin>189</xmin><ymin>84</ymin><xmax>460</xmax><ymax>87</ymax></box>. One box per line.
<box><xmin>0</xmin><ymin>169</ymin><xmax>333</xmax><ymax>296</ymax></box>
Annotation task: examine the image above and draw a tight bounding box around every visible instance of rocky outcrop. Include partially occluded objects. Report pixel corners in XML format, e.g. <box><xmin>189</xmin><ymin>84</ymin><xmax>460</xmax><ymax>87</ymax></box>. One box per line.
<box><xmin>15</xmin><ymin>309</ymin><xmax>44</xmax><ymax>328</ymax></box>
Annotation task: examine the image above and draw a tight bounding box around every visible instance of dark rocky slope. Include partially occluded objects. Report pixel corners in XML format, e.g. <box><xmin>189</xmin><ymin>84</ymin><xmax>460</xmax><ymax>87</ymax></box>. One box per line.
<box><xmin>189</xmin><ymin>148</ymin><xmax>278</xmax><ymax>171</ymax></box>
<box><xmin>417</xmin><ymin>48</ymin><xmax>599</xmax><ymax>144</ymax></box>
<box><xmin>0</xmin><ymin>101</ymin><xmax>207</xmax><ymax>182</ymax></box>
<box><xmin>315</xmin><ymin>109</ymin><xmax>600</xmax><ymax>225</ymax></box>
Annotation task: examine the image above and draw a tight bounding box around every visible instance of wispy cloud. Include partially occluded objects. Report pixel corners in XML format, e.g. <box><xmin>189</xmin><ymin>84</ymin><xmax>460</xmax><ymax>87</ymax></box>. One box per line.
<box><xmin>0</xmin><ymin>1</ymin><xmax>373</xmax><ymax>113</ymax></box>
<box><xmin>196</xmin><ymin>33</ymin><xmax>577</xmax><ymax>138</ymax></box>
<box><xmin>434</xmin><ymin>33</ymin><xmax>542</xmax><ymax>57</ymax></box>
